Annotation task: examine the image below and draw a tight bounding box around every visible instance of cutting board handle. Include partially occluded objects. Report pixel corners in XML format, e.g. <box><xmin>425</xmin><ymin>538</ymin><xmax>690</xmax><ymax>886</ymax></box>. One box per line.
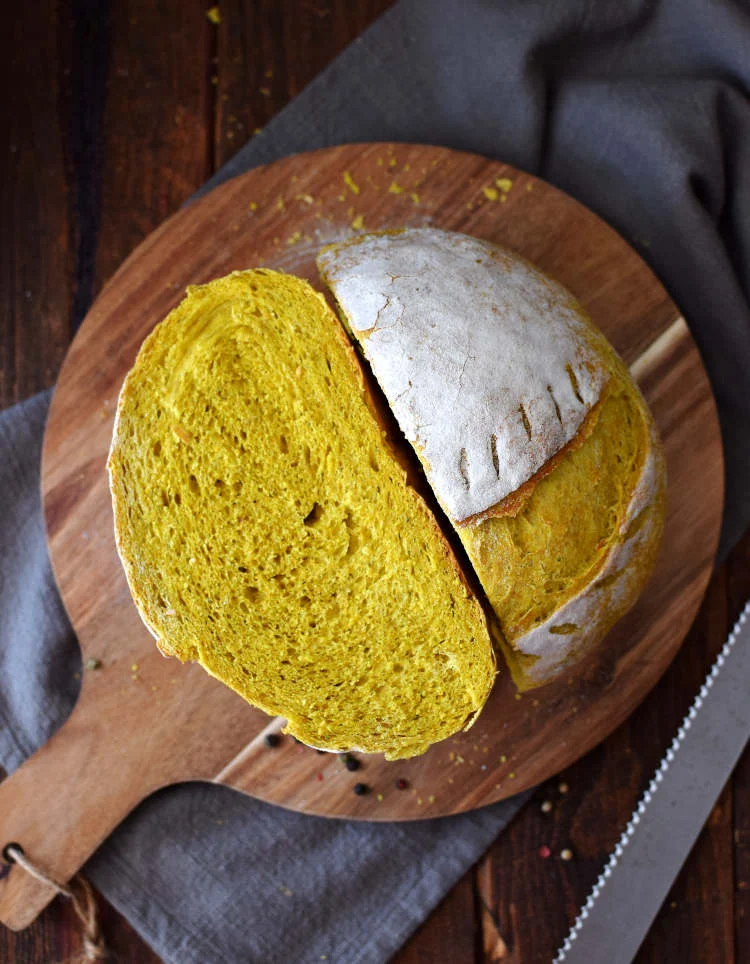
<box><xmin>0</xmin><ymin>681</ymin><xmax>160</xmax><ymax>930</ymax></box>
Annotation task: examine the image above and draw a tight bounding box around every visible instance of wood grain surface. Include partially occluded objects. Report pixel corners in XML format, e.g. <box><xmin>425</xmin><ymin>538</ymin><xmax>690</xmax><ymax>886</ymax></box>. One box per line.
<box><xmin>0</xmin><ymin>2</ymin><xmax>745</xmax><ymax>962</ymax></box>
<box><xmin>0</xmin><ymin>138</ymin><xmax>723</xmax><ymax>930</ymax></box>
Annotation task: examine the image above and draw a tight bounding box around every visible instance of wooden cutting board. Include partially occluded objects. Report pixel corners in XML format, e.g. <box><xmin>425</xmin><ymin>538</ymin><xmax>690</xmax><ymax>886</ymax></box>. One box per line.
<box><xmin>0</xmin><ymin>143</ymin><xmax>723</xmax><ymax>930</ymax></box>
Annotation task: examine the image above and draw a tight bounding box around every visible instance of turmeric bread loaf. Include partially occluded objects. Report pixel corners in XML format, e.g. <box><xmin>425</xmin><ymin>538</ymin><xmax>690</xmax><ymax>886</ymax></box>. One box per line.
<box><xmin>318</xmin><ymin>228</ymin><xmax>666</xmax><ymax>690</ymax></box>
<box><xmin>108</xmin><ymin>270</ymin><xmax>496</xmax><ymax>759</ymax></box>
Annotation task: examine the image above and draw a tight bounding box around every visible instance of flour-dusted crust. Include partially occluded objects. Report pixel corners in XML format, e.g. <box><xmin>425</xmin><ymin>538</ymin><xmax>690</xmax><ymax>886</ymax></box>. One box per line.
<box><xmin>319</xmin><ymin>228</ymin><xmax>667</xmax><ymax>690</ymax></box>
<box><xmin>318</xmin><ymin>228</ymin><xmax>609</xmax><ymax>524</ymax></box>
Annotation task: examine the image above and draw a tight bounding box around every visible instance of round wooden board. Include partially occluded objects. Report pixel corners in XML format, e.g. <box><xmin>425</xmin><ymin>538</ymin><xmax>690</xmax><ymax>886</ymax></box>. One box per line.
<box><xmin>41</xmin><ymin>141</ymin><xmax>723</xmax><ymax>816</ymax></box>
<box><xmin>3</xmin><ymin>146</ymin><xmax>723</xmax><ymax>917</ymax></box>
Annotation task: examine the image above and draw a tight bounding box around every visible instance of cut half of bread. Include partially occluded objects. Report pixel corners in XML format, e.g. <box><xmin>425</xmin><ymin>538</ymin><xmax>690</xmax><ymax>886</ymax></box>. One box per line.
<box><xmin>108</xmin><ymin>269</ymin><xmax>496</xmax><ymax>759</ymax></box>
<box><xmin>318</xmin><ymin>228</ymin><xmax>666</xmax><ymax>689</ymax></box>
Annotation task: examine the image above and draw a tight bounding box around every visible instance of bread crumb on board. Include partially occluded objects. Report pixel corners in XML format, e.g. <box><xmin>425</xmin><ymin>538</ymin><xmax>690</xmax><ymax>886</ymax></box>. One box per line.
<box><xmin>343</xmin><ymin>171</ymin><xmax>360</xmax><ymax>195</ymax></box>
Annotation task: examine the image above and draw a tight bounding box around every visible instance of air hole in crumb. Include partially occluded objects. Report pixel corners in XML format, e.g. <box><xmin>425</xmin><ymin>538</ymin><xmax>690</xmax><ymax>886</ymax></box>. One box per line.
<box><xmin>245</xmin><ymin>586</ymin><xmax>260</xmax><ymax>600</ymax></box>
<box><xmin>237</xmin><ymin>566</ymin><xmax>248</xmax><ymax>573</ymax></box>
<box><xmin>174</xmin><ymin>491</ymin><xmax>181</xmax><ymax>506</ymax></box>
<box><xmin>152</xmin><ymin>440</ymin><xmax>162</xmax><ymax>457</ymax></box>
<box><xmin>369</xmin><ymin>450</ymin><xmax>380</xmax><ymax>472</ymax></box>
<box><xmin>279</xmin><ymin>435</ymin><xmax>288</xmax><ymax>453</ymax></box>
<box><xmin>300</xmin><ymin>595</ymin><xmax>311</xmax><ymax>607</ymax></box>
<box><xmin>490</xmin><ymin>433</ymin><xmax>500</xmax><ymax>478</ymax></box>
<box><xmin>160</xmin><ymin>490</ymin><xmax>169</xmax><ymax>507</ymax></box>
<box><xmin>303</xmin><ymin>502</ymin><xmax>324</xmax><ymax>527</ymax></box>
<box><xmin>550</xmin><ymin>623</ymin><xmax>578</xmax><ymax>635</ymax></box>
<box><xmin>189</xmin><ymin>474</ymin><xmax>200</xmax><ymax>495</ymax></box>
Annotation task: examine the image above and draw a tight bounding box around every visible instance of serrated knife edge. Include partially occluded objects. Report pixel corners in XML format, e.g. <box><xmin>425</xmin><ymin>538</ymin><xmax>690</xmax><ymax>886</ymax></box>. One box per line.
<box><xmin>554</xmin><ymin>599</ymin><xmax>750</xmax><ymax>964</ymax></box>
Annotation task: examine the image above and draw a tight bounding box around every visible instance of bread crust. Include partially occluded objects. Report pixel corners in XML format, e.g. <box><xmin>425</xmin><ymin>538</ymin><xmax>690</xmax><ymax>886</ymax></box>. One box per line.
<box><xmin>319</xmin><ymin>229</ymin><xmax>667</xmax><ymax>689</ymax></box>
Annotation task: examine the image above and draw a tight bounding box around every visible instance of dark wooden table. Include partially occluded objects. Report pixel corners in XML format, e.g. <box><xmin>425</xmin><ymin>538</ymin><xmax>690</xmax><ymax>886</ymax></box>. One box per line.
<box><xmin>1</xmin><ymin>2</ymin><xmax>747</xmax><ymax>961</ymax></box>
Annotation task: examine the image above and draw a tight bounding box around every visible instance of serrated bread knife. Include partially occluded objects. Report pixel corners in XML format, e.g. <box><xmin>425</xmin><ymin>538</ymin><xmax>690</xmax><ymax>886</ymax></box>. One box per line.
<box><xmin>555</xmin><ymin>600</ymin><xmax>750</xmax><ymax>964</ymax></box>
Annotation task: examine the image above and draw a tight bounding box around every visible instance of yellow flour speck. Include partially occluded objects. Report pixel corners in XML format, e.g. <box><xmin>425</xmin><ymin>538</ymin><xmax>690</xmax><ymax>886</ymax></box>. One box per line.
<box><xmin>351</xmin><ymin>214</ymin><xmax>365</xmax><ymax>230</ymax></box>
<box><xmin>206</xmin><ymin>6</ymin><xmax>221</xmax><ymax>25</ymax></box>
<box><xmin>388</xmin><ymin>182</ymin><xmax>405</xmax><ymax>194</ymax></box>
<box><xmin>343</xmin><ymin>171</ymin><xmax>360</xmax><ymax>195</ymax></box>
<box><xmin>495</xmin><ymin>177</ymin><xmax>513</xmax><ymax>193</ymax></box>
<box><xmin>482</xmin><ymin>186</ymin><xmax>499</xmax><ymax>201</ymax></box>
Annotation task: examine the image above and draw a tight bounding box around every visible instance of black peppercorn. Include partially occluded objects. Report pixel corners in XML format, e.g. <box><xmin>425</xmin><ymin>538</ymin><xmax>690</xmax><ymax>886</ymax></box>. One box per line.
<box><xmin>264</xmin><ymin>733</ymin><xmax>280</xmax><ymax>748</ymax></box>
<box><xmin>353</xmin><ymin>783</ymin><xmax>369</xmax><ymax>796</ymax></box>
<box><xmin>395</xmin><ymin>778</ymin><xmax>408</xmax><ymax>790</ymax></box>
<box><xmin>341</xmin><ymin>753</ymin><xmax>360</xmax><ymax>772</ymax></box>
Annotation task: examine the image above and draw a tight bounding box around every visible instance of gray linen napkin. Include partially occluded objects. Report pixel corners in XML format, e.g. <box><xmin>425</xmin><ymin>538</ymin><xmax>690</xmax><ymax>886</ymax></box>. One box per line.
<box><xmin>3</xmin><ymin>1</ymin><xmax>750</xmax><ymax>962</ymax></box>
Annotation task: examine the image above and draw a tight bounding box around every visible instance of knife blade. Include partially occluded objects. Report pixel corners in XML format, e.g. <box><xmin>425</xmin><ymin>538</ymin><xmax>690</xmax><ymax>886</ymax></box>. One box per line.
<box><xmin>554</xmin><ymin>599</ymin><xmax>750</xmax><ymax>964</ymax></box>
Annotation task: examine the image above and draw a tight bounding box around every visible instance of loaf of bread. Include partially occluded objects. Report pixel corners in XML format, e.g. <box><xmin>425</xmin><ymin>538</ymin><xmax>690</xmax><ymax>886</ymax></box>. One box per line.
<box><xmin>318</xmin><ymin>228</ymin><xmax>666</xmax><ymax>689</ymax></box>
<box><xmin>108</xmin><ymin>269</ymin><xmax>496</xmax><ymax>759</ymax></box>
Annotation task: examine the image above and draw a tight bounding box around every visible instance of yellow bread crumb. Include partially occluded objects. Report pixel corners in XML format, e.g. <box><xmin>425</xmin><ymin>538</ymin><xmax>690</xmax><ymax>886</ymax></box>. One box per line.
<box><xmin>343</xmin><ymin>171</ymin><xmax>360</xmax><ymax>195</ymax></box>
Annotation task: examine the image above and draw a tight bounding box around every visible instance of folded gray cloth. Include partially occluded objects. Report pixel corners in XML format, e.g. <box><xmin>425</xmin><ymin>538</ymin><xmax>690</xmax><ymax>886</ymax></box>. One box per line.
<box><xmin>2</xmin><ymin>1</ymin><xmax>750</xmax><ymax>962</ymax></box>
